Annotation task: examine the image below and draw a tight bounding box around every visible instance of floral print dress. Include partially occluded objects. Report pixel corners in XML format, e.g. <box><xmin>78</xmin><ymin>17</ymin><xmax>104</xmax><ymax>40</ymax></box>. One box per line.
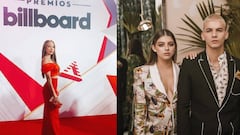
<box><xmin>133</xmin><ymin>63</ymin><xmax>179</xmax><ymax>135</ymax></box>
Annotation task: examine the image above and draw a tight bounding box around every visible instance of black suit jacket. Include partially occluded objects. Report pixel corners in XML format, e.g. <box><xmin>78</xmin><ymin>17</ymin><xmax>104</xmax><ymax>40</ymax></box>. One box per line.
<box><xmin>177</xmin><ymin>51</ymin><xmax>240</xmax><ymax>135</ymax></box>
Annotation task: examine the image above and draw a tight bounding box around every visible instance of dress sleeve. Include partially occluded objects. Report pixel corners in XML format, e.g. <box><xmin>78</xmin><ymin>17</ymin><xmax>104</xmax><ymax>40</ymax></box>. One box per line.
<box><xmin>42</xmin><ymin>64</ymin><xmax>52</xmax><ymax>74</ymax></box>
<box><xmin>133</xmin><ymin>66</ymin><xmax>147</xmax><ymax>135</ymax></box>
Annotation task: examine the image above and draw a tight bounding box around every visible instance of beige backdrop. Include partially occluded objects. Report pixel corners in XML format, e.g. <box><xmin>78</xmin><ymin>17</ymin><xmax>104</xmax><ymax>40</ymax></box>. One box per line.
<box><xmin>164</xmin><ymin>0</ymin><xmax>226</xmax><ymax>63</ymax></box>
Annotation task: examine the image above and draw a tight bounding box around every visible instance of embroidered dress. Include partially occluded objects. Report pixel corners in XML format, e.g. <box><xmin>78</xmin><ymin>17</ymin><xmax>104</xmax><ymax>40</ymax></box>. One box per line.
<box><xmin>134</xmin><ymin>63</ymin><xmax>179</xmax><ymax>135</ymax></box>
<box><xmin>41</xmin><ymin>63</ymin><xmax>60</xmax><ymax>135</ymax></box>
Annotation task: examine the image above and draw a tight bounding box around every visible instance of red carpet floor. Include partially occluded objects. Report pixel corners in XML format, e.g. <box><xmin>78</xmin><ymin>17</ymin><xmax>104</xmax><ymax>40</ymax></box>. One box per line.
<box><xmin>0</xmin><ymin>114</ymin><xmax>116</xmax><ymax>135</ymax></box>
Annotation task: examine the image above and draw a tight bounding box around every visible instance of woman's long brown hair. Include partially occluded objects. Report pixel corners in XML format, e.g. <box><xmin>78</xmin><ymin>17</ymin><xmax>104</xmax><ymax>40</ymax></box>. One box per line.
<box><xmin>41</xmin><ymin>40</ymin><xmax>57</xmax><ymax>78</ymax></box>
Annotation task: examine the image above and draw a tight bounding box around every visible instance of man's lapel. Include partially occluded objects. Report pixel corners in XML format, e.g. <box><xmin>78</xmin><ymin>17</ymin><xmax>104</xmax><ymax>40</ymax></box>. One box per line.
<box><xmin>198</xmin><ymin>52</ymin><xmax>220</xmax><ymax>107</ymax></box>
<box><xmin>221</xmin><ymin>53</ymin><xmax>235</xmax><ymax>107</ymax></box>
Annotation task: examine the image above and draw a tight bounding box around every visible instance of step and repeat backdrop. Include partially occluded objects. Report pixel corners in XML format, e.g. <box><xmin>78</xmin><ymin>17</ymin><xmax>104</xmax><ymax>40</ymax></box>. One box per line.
<box><xmin>0</xmin><ymin>0</ymin><xmax>116</xmax><ymax>121</ymax></box>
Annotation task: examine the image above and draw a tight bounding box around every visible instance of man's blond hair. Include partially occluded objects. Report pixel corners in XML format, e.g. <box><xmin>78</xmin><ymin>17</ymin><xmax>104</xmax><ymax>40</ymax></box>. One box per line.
<box><xmin>203</xmin><ymin>14</ymin><xmax>227</xmax><ymax>30</ymax></box>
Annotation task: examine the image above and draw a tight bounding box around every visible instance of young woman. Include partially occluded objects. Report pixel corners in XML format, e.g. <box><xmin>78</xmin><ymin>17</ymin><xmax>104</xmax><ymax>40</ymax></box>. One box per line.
<box><xmin>41</xmin><ymin>40</ymin><xmax>62</xmax><ymax>135</ymax></box>
<box><xmin>133</xmin><ymin>29</ymin><xmax>178</xmax><ymax>135</ymax></box>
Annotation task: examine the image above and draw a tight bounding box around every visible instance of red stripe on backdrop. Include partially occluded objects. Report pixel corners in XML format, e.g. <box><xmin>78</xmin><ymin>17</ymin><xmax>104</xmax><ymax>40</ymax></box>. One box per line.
<box><xmin>0</xmin><ymin>53</ymin><xmax>43</xmax><ymax>111</ymax></box>
<box><xmin>97</xmin><ymin>36</ymin><xmax>107</xmax><ymax>63</ymax></box>
<box><xmin>0</xmin><ymin>114</ymin><xmax>116</xmax><ymax>135</ymax></box>
<box><xmin>102</xmin><ymin>0</ymin><xmax>112</xmax><ymax>28</ymax></box>
<box><xmin>59</xmin><ymin>72</ymin><xmax>82</xmax><ymax>82</ymax></box>
<box><xmin>107</xmin><ymin>75</ymin><xmax>117</xmax><ymax>96</ymax></box>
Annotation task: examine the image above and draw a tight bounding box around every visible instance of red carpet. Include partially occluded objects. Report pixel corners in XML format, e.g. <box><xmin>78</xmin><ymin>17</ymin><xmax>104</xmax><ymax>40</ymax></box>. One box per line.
<box><xmin>0</xmin><ymin>114</ymin><xmax>116</xmax><ymax>135</ymax></box>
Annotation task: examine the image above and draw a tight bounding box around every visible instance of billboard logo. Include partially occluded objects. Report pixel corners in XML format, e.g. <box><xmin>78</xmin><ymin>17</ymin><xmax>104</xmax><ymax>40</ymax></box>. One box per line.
<box><xmin>59</xmin><ymin>61</ymin><xmax>82</xmax><ymax>82</ymax></box>
<box><xmin>3</xmin><ymin>7</ymin><xmax>91</xmax><ymax>29</ymax></box>
<box><xmin>24</xmin><ymin>0</ymin><xmax>71</xmax><ymax>7</ymax></box>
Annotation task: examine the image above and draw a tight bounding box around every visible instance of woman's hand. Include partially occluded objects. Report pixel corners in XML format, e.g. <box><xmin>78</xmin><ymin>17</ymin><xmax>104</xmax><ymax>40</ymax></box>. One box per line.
<box><xmin>185</xmin><ymin>51</ymin><xmax>198</xmax><ymax>60</ymax></box>
<box><xmin>50</xmin><ymin>96</ymin><xmax>62</xmax><ymax>108</ymax></box>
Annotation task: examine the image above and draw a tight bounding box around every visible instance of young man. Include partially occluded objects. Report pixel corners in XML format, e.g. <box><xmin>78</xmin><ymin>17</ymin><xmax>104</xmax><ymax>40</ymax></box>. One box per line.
<box><xmin>177</xmin><ymin>14</ymin><xmax>240</xmax><ymax>135</ymax></box>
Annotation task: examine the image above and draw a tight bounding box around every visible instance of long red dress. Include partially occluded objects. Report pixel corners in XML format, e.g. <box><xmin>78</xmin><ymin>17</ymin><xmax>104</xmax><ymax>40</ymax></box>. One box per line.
<box><xmin>41</xmin><ymin>63</ymin><xmax>60</xmax><ymax>135</ymax></box>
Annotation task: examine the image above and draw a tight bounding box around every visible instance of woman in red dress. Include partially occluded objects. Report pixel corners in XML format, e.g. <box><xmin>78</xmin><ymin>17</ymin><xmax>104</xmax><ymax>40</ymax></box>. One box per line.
<box><xmin>41</xmin><ymin>40</ymin><xmax>62</xmax><ymax>135</ymax></box>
